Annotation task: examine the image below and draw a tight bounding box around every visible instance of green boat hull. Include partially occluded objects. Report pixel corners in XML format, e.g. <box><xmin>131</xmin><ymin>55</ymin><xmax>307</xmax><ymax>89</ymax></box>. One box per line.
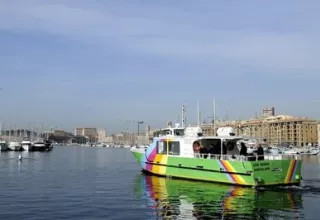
<box><xmin>132</xmin><ymin>150</ymin><xmax>302</xmax><ymax>187</ymax></box>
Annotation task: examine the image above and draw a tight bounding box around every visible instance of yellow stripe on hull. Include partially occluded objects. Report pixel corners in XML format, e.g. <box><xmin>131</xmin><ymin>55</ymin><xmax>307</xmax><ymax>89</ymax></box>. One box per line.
<box><xmin>152</xmin><ymin>155</ymin><xmax>168</xmax><ymax>175</ymax></box>
<box><xmin>221</xmin><ymin>160</ymin><xmax>247</xmax><ymax>185</ymax></box>
<box><xmin>285</xmin><ymin>160</ymin><xmax>297</xmax><ymax>184</ymax></box>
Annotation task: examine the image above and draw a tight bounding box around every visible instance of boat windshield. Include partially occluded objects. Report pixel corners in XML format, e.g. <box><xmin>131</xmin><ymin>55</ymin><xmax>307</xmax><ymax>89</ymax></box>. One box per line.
<box><xmin>158</xmin><ymin>128</ymin><xmax>184</xmax><ymax>136</ymax></box>
<box><xmin>173</xmin><ymin>129</ymin><xmax>184</xmax><ymax>136</ymax></box>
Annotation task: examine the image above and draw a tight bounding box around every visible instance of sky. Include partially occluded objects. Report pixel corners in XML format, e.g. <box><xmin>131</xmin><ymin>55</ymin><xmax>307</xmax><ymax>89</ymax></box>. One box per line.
<box><xmin>0</xmin><ymin>0</ymin><xmax>320</xmax><ymax>133</ymax></box>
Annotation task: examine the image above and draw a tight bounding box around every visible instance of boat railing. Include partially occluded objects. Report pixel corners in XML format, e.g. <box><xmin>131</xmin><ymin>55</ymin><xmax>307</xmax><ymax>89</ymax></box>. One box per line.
<box><xmin>193</xmin><ymin>153</ymin><xmax>299</xmax><ymax>161</ymax></box>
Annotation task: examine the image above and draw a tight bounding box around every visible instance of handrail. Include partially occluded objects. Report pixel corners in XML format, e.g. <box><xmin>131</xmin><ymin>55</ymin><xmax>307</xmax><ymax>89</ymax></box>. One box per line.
<box><xmin>192</xmin><ymin>153</ymin><xmax>299</xmax><ymax>161</ymax></box>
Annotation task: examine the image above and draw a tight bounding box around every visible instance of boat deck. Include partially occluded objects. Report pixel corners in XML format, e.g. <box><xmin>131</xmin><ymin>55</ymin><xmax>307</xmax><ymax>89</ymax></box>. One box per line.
<box><xmin>131</xmin><ymin>146</ymin><xmax>299</xmax><ymax>161</ymax></box>
<box><xmin>193</xmin><ymin>153</ymin><xmax>298</xmax><ymax>161</ymax></box>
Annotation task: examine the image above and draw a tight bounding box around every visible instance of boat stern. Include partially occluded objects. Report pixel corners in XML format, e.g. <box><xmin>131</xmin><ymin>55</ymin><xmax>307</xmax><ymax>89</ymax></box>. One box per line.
<box><xmin>251</xmin><ymin>158</ymin><xmax>302</xmax><ymax>187</ymax></box>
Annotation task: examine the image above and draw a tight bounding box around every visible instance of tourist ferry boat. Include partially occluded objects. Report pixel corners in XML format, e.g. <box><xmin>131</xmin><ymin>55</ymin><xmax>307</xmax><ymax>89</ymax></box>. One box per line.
<box><xmin>130</xmin><ymin>124</ymin><xmax>302</xmax><ymax>187</ymax></box>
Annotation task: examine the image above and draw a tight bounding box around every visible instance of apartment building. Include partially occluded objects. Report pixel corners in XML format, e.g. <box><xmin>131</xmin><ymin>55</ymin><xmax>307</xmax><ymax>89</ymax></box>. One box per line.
<box><xmin>97</xmin><ymin>129</ymin><xmax>107</xmax><ymax>142</ymax></box>
<box><xmin>74</xmin><ymin>128</ymin><xmax>83</xmax><ymax>136</ymax></box>
<box><xmin>74</xmin><ymin>128</ymin><xmax>97</xmax><ymax>141</ymax></box>
<box><xmin>201</xmin><ymin>115</ymin><xmax>318</xmax><ymax>146</ymax></box>
<box><xmin>317</xmin><ymin>123</ymin><xmax>320</xmax><ymax>146</ymax></box>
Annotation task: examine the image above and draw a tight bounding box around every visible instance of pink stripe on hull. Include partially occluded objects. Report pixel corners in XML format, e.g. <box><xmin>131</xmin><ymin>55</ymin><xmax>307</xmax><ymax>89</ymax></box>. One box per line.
<box><xmin>147</xmin><ymin>147</ymin><xmax>157</xmax><ymax>161</ymax></box>
<box><xmin>146</xmin><ymin>163</ymin><xmax>153</xmax><ymax>172</ymax></box>
<box><xmin>145</xmin><ymin>147</ymin><xmax>157</xmax><ymax>172</ymax></box>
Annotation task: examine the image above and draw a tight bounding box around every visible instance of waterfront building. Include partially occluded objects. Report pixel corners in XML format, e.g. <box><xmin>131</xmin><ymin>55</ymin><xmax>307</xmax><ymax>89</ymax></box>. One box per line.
<box><xmin>317</xmin><ymin>123</ymin><xmax>320</xmax><ymax>146</ymax></box>
<box><xmin>74</xmin><ymin>128</ymin><xmax>97</xmax><ymax>142</ymax></box>
<box><xmin>97</xmin><ymin>128</ymin><xmax>107</xmax><ymax>142</ymax></box>
<box><xmin>201</xmin><ymin>115</ymin><xmax>318</xmax><ymax>147</ymax></box>
<box><xmin>74</xmin><ymin>128</ymin><xmax>83</xmax><ymax>136</ymax></box>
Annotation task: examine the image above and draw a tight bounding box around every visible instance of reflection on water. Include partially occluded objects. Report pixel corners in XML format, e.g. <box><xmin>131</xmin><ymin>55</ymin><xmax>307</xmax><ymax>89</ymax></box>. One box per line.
<box><xmin>300</xmin><ymin>155</ymin><xmax>320</xmax><ymax>164</ymax></box>
<box><xmin>1</xmin><ymin>148</ymin><xmax>320</xmax><ymax>219</ymax></box>
<box><xmin>0</xmin><ymin>151</ymin><xmax>39</xmax><ymax>173</ymax></box>
<box><xmin>134</xmin><ymin>173</ymin><xmax>304</xmax><ymax>219</ymax></box>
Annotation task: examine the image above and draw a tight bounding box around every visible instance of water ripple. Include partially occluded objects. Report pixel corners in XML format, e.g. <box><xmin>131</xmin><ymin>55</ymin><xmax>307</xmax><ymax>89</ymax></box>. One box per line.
<box><xmin>0</xmin><ymin>147</ymin><xmax>320</xmax><ymax>219</ymax></box>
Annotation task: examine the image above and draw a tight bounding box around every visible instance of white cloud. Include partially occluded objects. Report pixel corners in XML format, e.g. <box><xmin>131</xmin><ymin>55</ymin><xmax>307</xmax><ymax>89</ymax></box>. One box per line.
<box><xmin>1</xmin><ymin>1</ymin><xmax>320</xmax><ymax>74</ymax></box>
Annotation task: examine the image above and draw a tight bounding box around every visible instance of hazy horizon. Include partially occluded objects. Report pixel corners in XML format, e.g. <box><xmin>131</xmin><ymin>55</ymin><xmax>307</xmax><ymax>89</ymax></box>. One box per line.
<box><xmin>1</xmin><ymin>0</ymin><xmax>320</xmax><ymax>133</ymax></box>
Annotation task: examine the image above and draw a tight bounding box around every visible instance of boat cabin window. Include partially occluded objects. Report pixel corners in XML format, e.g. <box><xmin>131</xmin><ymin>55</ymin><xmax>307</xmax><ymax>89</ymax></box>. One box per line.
<box><xmin>193</xmin><ymin>138</ymin><xmax>240</xmax><ymax>155</ymax></box>
<box><xmin>194</xmin><ymin>139</ymin><xmax>222</xmax><ymax>154</ymax></box>
<box><xmin>160</xmin><ymin>129</ymin><xmax>172</xmax><ymax>136</ymax></box>
<box><xmin>223</xmin><ymin>139</ymin><xmax>238</xmax><ymax>152</ymax></box>
<box><xmin>173</xmin><ymin>129</ymin><xmax>184</xmax><ymax>136</ymax></box>
<box><xmin>157</xmin><ymin>141</ymin><xmax>180</xmax><ymax>155</ymax></box>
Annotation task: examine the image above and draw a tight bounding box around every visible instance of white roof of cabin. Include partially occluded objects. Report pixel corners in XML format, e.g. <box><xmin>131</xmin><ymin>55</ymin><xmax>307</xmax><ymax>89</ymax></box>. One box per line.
<box><xmin>155</xmin><ymin>135</ymin><xmax>244</xmax><ymax>141</ymax></box>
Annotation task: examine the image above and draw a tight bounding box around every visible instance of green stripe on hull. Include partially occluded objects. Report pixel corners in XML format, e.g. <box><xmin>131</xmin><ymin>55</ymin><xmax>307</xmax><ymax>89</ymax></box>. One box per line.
<box><xmin>132</xmin><ymin>151</ymin><xmax>302</xmax><ymax>187</ymax></box>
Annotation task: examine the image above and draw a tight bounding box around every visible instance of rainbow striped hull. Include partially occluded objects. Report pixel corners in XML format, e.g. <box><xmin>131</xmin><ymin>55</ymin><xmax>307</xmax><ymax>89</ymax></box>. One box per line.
<box><xmin>131</xmin><ymin>150</ymin><xmax>302</xmax><ymax>187</ymax></box>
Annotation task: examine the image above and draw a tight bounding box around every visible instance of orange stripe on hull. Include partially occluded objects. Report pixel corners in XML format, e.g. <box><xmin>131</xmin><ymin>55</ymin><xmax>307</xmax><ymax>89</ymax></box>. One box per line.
<box><xmin>220</xmin><ymin>160</ymin><xmax>247</xmax><ymax>185</ymax></box>
<box><xmin>285</xmin><ymin>160</ymin><xmax>297</xmax><ymax>183</ymax></box>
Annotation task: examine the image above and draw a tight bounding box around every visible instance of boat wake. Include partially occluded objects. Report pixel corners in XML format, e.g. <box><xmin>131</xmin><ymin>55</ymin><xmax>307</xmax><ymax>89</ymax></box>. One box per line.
<box><xmin>256</xmin><ymin>179</ymin><xmax>320</xmax><ymax>195</ymax></box>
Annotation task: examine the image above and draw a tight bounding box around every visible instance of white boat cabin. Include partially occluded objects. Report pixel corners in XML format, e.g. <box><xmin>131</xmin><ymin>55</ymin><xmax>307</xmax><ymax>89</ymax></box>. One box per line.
<box><xmin>155</xmin><ymin>123</ymin><xmax>186</xmax><ymax>137</ymax></box>
<box><xmin>152</xmin><ymin>126</ymin><xmax>296</xmax><ymax>161</ymax></box>
<box><xmin>154</xmin><ymin>126</ymin><xmax>241</xmax><ymax>157</ymax></box>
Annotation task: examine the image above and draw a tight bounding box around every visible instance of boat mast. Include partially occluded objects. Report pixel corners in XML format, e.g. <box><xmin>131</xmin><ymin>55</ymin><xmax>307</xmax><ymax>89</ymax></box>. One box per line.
<box><xmin>213</xmin><ymin>98</ymin><xmax>216</xmax><ymax>135</ymax></box>
<box><xmin>181</xmin><ymin>105</ymin><xmax>184</xmax><ymax>128</ymax></box>
<box><xmin>181</xmin><ymin>102</ymin><xmax>187</xmax><ymax>128</ymax></box>
<box><xmin>197</xmin><ymin>100</ymin><xmax>201</xmax><ymax>126</ymax></box>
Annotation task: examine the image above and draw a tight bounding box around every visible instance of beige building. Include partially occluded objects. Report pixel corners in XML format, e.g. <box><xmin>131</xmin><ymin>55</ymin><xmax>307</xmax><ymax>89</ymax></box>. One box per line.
<box><xmin>74</xmin><ymin>128</ymin><xmax>83</xmax><ymax>136</ymax></box>
<box><xmin>54</xmin><ymin>129</ymin><xmax>67</xmax><ymax>136</ymax></box>
<box><xmin>318</xmin><ymin>123</ymin><xmax>320</xmax><ymax>146</ymax></box>
<box><xmin>104</xmin><ymin>136</ymin><xmax>114</xmax><ymax>143</ymax></box>
<box><xmin>74</xmin><ymin>128</ymin><xmax>97</xmax><ymax>141</ymax></box>
<box><xmin>201</xmin><ymin>115</ymin><xmax>318</xmax><ymax>146</ymax></box>
<box><xmin>97</xmin><ymin>128</ymin><xmax>107</xmax><ymax>142</ymax></box>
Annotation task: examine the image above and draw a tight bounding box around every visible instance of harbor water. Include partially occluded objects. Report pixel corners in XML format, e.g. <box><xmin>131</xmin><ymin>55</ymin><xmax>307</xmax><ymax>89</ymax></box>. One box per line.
<box><xmin>0</xmin><ymin>146</ymin><xmax>319</xmax><ymax>219</ymax></box>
